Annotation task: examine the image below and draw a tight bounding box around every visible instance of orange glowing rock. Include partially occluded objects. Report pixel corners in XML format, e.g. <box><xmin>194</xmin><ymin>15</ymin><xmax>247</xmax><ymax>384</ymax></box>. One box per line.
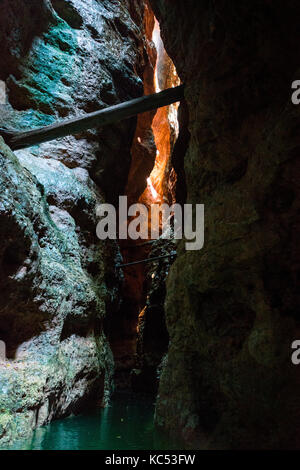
<box><xmin>147</xmin><ymin>177</ymin><xmax>158</xmax><ymax>199</ymax></box>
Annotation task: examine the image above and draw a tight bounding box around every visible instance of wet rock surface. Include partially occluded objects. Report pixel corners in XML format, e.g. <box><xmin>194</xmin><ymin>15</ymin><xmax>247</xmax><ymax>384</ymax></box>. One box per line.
<box><xmin>0</xmin><ymin>0</ymin><xmax>148</xmax><ymax>446</ymax></box>
<box><xmin>150</xmin><ymin>0</ymin><xmax>300</xmax><ymax>449</ymax></box>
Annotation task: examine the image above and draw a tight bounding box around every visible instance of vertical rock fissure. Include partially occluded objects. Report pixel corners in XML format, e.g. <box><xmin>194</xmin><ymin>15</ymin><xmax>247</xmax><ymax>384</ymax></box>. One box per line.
<box><xmin>107</xmin><ymin>3</ymin><xmax>181</xmax><ymax>394</ymax></box>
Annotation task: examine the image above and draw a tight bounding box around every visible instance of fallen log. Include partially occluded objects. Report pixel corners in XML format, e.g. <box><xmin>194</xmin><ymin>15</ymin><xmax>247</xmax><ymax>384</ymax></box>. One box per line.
<box><xmin>0</xmin><ymin>85</ymin><xmax>184</xmax><ymax>151</ymax></box>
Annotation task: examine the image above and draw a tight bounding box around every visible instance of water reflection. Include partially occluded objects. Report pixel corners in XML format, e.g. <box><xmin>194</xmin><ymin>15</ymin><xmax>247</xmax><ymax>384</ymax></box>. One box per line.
<box><xmin>8</xmin><ymin>392</ymin><xmax>183</xmax><ymax>451</ymax></box>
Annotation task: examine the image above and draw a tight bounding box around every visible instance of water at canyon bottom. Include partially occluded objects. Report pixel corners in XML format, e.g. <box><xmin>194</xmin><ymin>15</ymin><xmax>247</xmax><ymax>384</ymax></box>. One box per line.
<box><xmin>8</xmin><ymin>392</ymin><xmax>183</xmax><ymax>450</ymax></box>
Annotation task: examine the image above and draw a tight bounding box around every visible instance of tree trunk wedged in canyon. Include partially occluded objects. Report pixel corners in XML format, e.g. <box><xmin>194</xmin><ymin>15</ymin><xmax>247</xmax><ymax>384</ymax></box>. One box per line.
<box><xmin>0</xmin><ymin>0</ymin><xmax>149</xmax><ymax>446</ymax></box>
<box><xmin>150</xmin><ymin>0</ymin><xmax>300</xmax><ymax>449</ymax></box>
<box><xmin>0</xmin><ymin>85</ymin><xmax>184</xmax><ymax>150</ymax></box>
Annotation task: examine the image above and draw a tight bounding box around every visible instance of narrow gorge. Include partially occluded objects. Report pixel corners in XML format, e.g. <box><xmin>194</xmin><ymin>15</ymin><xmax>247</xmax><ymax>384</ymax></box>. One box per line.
<box><xmin>0</xmin><ymin>0</ymin><xmax>299</xmax><ymax>451</ymax></box>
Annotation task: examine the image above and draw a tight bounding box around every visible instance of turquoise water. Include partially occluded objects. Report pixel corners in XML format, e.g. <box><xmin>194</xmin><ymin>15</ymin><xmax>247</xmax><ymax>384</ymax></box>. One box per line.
<box><xmin>8</xmin><ymin>393</ymin><xmax>182</xmax><ymax>451</ymax></box>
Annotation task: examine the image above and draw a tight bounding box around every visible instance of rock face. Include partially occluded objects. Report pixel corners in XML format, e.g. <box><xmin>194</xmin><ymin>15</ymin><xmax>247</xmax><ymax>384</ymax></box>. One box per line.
<box><xmin>1</xmin><ymin>0</ymin><xmax>298</xmax><ymax>451</ymax></box>
<box><xmin>150</xmin><ymin>0</ymin><xmax>300</xmax><ymax>449</ymax></box>
<box><xmin>109</xmin><ymin>2</ymin><xmax>180</xmax><ymax>393</ymax></box>
<box><xmin>0</xmin><ymin>0</ymin><xmax>148</xmax><ymax>446</ymax></box>
<box><xmin>0</xmin><ymin>137</ymin><xmax>113</xmax><ymax>443</ymax></box>
<box><xmin>0</xmin><ymin>0</ymin><xmax>146</xmax><ymax>203</ymax></box>
<box><xmin>133</xmin><ymin>238</ymin><xmax>174</xmax><ymax>394</ymax></box>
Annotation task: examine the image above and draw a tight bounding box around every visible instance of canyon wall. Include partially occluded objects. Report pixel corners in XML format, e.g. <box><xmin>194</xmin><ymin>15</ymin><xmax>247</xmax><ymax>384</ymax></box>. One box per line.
<box><xmin>1</xmin><ymin>0</ymin><xmax>299</xmax><ymax>450</ymax></box>
<box><xmin>0</xmin><ymin>0</ymin><xmax>148</xmax><ymax>446</ymax></box>
<box><xmin>150</xmin><ymin>0</ymin><xmax>300</xmax><ymax>449</ymax></box>
<box><xmin>109</xmin><ymin>1</ymin><xmax>179</xmax><ymax>393</ymax></box>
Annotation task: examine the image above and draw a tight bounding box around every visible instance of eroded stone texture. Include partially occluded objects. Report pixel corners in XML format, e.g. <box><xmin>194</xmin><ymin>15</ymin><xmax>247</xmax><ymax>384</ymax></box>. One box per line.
<box><xmin>150</xmin><ymin>0</ymin><xmax>300</xmax><ymax>449</ymax></box>
<box><xmin>0</xmin><ymin>0</ymin><xmax>146</xmax><ymax>203</ymax></box>
<box><xmin>0</xmin><ymin>0</ymin><xmax>148</xmax><ymax>446</ymax></box>
<box><xmin>0</xmin><ymin>137</ymin><xmax>113</xmax><ymax>444</ymax></box>
<box><xmin>125</xmin><ymin>0</ymin><xmax>157</xmax><ymax>205</ymax></box>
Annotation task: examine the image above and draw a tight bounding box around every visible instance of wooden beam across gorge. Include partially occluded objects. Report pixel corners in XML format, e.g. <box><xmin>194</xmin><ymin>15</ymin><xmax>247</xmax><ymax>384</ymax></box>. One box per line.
<box><xmin>0</xmin><ymin>85</ymin><xmax>184</xmax><ymax>151</ymax></box>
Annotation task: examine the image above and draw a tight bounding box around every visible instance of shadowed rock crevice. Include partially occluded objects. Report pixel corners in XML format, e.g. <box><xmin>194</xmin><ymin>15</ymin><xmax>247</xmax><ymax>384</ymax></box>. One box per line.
<box><xmin>149</xmin><ymin>0</ymin><xmax>300</xmax><ymax>450</ymax></box>
<box><xmin>0</xmin><ymin>216</ymin><xmax>45</xmax><ymax>359</ymax></box>
<box><xmin>106</xmin><ymin>2</ymin><xmax>181</xmax><ymax>393</ymax></box>
<box><xmin>0</xmin><ymin>0</ymin><xmax>150</xmax><ymax>447</ymax></box>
